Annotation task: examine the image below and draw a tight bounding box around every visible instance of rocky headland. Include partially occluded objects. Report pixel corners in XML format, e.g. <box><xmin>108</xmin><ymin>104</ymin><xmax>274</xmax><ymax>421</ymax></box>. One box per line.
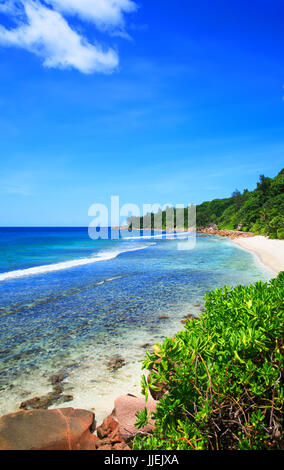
<box><xmin>197</xmin><ymin>224</ymin><xmax>255</xmax><ymax>239</ymax></box>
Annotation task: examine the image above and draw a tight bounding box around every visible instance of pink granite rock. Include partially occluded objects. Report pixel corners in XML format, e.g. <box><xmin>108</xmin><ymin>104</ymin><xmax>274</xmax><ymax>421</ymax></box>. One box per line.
<box><xmin>96</xmin><ymin>414</ymin><xmax>118</xmax><ymax>439</ymax></box>
<box><xmin>114</xmin><ymin>394</ymin><xmax>157</xmax><ymax>442</ymax></box>
<box><xmin>0</xmin><ymin>407</ymin><xmax>97</xmax><ymax>450</ymax></box>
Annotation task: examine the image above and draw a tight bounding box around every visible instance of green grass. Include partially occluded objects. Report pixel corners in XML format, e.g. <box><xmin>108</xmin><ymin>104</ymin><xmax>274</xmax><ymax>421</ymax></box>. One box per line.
<box><xmin>134</xmin><ymin>272</ymin><xmax>284</xmax><ymax>450</ymax></box>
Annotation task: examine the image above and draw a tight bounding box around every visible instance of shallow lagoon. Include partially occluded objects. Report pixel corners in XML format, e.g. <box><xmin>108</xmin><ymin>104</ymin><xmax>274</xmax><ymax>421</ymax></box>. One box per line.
<box><xmin>0</xmin><ymin>228</ymin><xmax>273</xmax><ymax>423</ymax></box>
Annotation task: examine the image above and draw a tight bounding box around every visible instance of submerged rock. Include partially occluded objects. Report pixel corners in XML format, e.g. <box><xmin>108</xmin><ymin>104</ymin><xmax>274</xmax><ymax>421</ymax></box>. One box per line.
<box><xmin>49</xmin><ymin>372</ymin><xmax>68</xmax><ymax>385</ymax></box>
<box><xmin>19</xmin><ymin>372</ymin><xmax>73</xmax><ymax>410</ymax></box>
<box><xmin>181</xmin><ymin>313</ymin><xmax>197</xmax><ymax>324</ymax></box>
<box><xmin>106</xmin><ymin>355</ymin><xmax>126</xmax><ymax>371</ymax></box>
<box><xmin>19</xmin><ymin>391</ymin><xmax>73</xmax><ymax>410</ymax></box>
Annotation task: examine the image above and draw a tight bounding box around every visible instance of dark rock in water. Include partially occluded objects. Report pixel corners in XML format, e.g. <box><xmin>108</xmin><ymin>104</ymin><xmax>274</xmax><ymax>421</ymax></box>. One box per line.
<box><xmin>57</xmin><ymin>394</ymin><xmax>73</xmax><ymax>405</ymax></box>
<box><xmin>181</xmin><ymin>313</ymin><xmax>197</xmax><ymax>323</ymax></box>
<box><xmin>20</xmin><ymin>396</ymin><xmax>47</xmax><ymax>410</ymax></box>
<box><xmin>158</xmin><ymin>315</ymin><xmax>169</xmax><ymax>320</ymax></box>
<box><xmin>19</xmin><ymin>390</ymin><xmax>73</xmax><ymax>410</ymax></box>
<box><xmin>49</xmin><ymin>372</ymin><xmax>68</xmax><ymax>385</ymax></box>
<box><xmin>63</xmin><ymin>362</ymin><xmax>80</xmax><ymax>371</ymax></box>
<box><xmin>11</xmin><ymin>348</ymin><xmax>43</xmax><ymax>362</ymax></box>
<box><xmin>110</xmin><ymin>359</ymin><xmax>126</xmax><ymax>371</ymax></box>
<box><xmin>19</xmin><ymin>373</ymin><xmax>73</xmax><ymax>410</ymax></box>
<box><xmin>0</xmin><ymin>408</ymin><xmax>97</xmax><ymax>450</ymax></box>
<box><xmin>141</xmin><ymin>343</ymin><xmax>151</xmax><ymax>349</ymax></box>
<box><xmin>106</xmin><ymin>355</ymin><xmax>126</xmax><ymax>371</ymax></box>
<box><xmin>183</xmin><ymin>313</ymin><xmax>194</xmax><ymax>319</ymax></box>
<box><xmin>52</xmin><ymin>383</ymin><xmax>64</xmax><ymax>394</ymax></box>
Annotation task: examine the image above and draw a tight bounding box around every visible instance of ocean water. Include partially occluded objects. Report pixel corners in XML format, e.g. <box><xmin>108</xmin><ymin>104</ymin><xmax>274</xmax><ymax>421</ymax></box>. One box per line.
<box><xmin>0</xmin><ymin>228</ymin><xmax>273</xmax><ymax>423</ymax></box>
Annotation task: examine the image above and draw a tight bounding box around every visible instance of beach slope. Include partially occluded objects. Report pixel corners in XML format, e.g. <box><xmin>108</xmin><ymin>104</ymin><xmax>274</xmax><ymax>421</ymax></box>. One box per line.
<box><xmin>233</xmin><ymin>235</ymin><xmax>284</xmax><ymax>275</ymax></box>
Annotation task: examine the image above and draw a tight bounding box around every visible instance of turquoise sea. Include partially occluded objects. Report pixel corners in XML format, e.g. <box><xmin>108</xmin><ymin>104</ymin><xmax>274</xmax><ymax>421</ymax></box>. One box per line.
<box><xmin>0</xmin><ymin>228</ymin><xmax>273</xmax><ymax>423</ymax></box>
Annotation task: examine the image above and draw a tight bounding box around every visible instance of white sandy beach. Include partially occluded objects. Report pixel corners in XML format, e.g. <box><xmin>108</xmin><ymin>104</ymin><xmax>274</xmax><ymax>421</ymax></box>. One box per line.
<box><xmin>233</xmin><ymin>235</ymin><xmax>284</xmax><ymax>275</ymax></box>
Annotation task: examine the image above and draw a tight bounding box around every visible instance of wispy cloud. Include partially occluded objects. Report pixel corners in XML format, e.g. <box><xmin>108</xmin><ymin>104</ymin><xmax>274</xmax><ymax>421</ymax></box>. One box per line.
<box><xmin>0</xmin><ymin>0</ymin><xmax>137</xmax><ymax>73</ymax></box>
<box><xmin>45</xmin><ymin>0</ymin><xmax>137</xmax><ymax>30</ymax></box>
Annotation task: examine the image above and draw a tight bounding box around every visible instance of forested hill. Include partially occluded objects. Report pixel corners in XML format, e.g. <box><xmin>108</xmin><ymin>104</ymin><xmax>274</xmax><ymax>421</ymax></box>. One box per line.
<box><xmin>127</xmin><ymin>169</ymin><xmax>284</xmax><ymax>239</ymax></box>
<box><xmin>196</xmin><ymin>168</ymin><xmax>284</xmax><ymax>239</ymax></box>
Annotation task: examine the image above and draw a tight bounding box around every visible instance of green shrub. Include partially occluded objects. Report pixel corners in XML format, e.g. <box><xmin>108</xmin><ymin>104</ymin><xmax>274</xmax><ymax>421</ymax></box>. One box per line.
<box><xmin>134</xmin><ymin>273</ymin><xmax>284</xmax><ymax>450</ymax></box>
<box><xmin>277</xmin><ymin>229</ymin><xmax>284</xmax><ymax>240</ymax></box>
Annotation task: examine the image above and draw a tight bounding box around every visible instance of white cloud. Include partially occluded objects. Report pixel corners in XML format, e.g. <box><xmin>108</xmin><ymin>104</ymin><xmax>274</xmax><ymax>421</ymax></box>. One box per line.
<box><xmin>0</xmin><ymin>0</ymin><xmax>137</xmax><ymax>73</ymax></box>
<box><xmin>46</xmin><ymin>0</ymin><xmax>137</xmax><ymax>29</ymax></box>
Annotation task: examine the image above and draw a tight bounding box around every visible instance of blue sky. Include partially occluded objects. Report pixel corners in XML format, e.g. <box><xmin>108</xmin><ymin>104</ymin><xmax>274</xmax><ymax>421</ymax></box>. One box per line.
<box><xmin>0</xmin><ymin>0</ymin><xmax>283</xmax><ymax>226</ymax></box>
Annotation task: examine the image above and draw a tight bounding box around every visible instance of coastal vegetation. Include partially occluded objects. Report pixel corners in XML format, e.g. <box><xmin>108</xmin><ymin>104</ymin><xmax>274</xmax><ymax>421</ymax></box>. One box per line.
<box><xmin>196</xmin><ymin>169</ymin><xmax>284</xmax><ymax>239</ymax></box>
<box><xmin>133</xmin><ymin>272</ymin><xmax>284</xmax><ymax>450</ymax></box>
<box><xmin>127</xmin><ymin>168</ymin><xmax>284</xmax><ymax>239</ymax></box>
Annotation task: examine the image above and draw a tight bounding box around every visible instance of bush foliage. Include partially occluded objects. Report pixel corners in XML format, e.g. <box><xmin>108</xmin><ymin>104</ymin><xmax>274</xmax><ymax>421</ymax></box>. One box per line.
<box><xmin>196</xmin><ymin>169</ymin><xmax>284</xmax><ymax>238</ymax></box>
<box><xmin>134</xmin><ymin>273</ymin><xmax>284</xmax><ymax>450</ymax></box>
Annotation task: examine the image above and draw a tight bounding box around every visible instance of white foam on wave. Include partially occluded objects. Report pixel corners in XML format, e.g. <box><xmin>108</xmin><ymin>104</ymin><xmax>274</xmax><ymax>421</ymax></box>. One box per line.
<box><xmin>0</xmin><ymin>243</ymin><xmax>153</xmax><ymax>282</ymax></box>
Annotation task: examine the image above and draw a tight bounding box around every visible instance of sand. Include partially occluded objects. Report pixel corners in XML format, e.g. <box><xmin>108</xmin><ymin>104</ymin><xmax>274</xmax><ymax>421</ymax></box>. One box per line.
<box><xmin>233</xmin><ymin>235</ymin><xmax>284</xmax><ymax>275</ymax></box>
